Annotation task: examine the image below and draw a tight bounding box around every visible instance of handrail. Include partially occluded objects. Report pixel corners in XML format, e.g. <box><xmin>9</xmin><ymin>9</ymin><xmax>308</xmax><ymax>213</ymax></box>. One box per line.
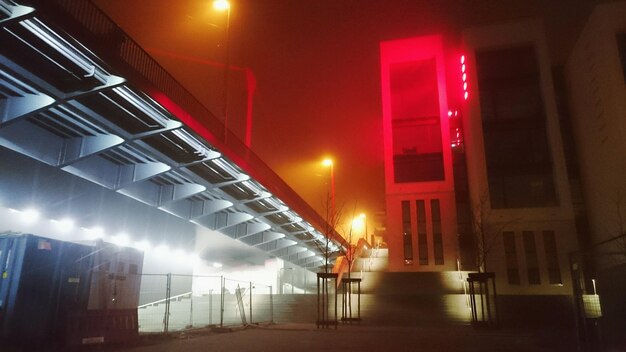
<box><xmin>138</xmin><ymin>291</ymin><xmax>192</xmax><ymax>309</ymax></box>
<box><xmin>332</xmin><ymin>238</ymin><xmax>371</xmax><ymax>287</ymax></box>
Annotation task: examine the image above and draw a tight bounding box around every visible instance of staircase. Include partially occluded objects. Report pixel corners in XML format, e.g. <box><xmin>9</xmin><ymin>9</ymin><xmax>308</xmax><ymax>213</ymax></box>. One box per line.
<box><xmin>340</xmin><ymin>245</ymin><xmax>473</xmax><ymax>326</ymax></box>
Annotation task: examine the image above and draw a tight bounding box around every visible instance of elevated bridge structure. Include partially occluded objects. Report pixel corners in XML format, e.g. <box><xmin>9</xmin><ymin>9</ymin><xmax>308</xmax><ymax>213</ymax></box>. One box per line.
<box><xmin>0</xmin><ymin>0</ymin><xmax>347</xmax><ymax>269</ymax></box>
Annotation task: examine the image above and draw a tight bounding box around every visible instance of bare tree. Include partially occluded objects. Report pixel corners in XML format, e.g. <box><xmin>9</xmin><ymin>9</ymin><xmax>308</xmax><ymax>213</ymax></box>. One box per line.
<box><xmin>603</xmin><ymin>191</ymin><xmax>626</xmax><ymax>264</ymax></box>
<box><xmin>471</xmin><ymin>193</ymin><xmax>519</xmax><ymax>272</ymax></box>
<box><xmin>313</xmin><ymin>189</ymin><xmax>346</xmax><ymax>273</ymax></box>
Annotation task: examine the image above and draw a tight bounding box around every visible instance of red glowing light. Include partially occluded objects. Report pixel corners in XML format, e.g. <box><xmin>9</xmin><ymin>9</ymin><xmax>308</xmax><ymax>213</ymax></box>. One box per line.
<box><xmin>460</xmin><ymin>54</ymin><xmax>469</xmax><ymax>102</ymax></box>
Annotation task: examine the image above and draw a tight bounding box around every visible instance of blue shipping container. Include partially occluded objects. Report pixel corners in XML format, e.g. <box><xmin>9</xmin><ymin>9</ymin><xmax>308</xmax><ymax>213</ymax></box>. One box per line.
<box><xmin>0</xmin><ymin>233</ymin><xmax>93</xmax><ymax>345</ymax></box>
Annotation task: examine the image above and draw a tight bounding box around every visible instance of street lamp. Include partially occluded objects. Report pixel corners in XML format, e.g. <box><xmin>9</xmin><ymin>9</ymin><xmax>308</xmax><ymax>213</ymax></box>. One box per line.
<box><xmin>322</xmin><ymin>158</ymin><xmax>335</xmax><ymax>219</ymax></box>
<box><xmin>212</xmin><ymin>0</ymin><xmax>231</xmax><ymax>143</ymax></box>
<box><xmin>351</xmin><ymin>213</ymin><xmax>367</xmax><ymax>244</ymax></box>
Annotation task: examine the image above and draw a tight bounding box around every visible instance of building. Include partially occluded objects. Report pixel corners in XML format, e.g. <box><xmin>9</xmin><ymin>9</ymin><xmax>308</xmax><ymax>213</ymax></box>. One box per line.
<box><xmin>566</xmin><ymin>2</ymin><xmax>626</xmax><ymax>347</ymax></box>
<box><xmin>381</xmin><ymin>20</ymin><xmax>579</xmax><ymax>296</ymax></box>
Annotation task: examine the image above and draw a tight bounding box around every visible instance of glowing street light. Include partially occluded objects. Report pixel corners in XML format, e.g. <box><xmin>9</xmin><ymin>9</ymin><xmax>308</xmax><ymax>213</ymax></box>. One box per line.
<box><xmin>321</xmin><ymin>158</ymin><xmax>335</xmax><ymax>220</ymax></box>
<box><xmin>213</xmin><ymin>0</ymin><xmax>230</xmax><ymax>11</ymax></box>
<box><xmin>351</xmin><ymin>213</ymin><xmax>367</xmax><ymax>243</ymax></box>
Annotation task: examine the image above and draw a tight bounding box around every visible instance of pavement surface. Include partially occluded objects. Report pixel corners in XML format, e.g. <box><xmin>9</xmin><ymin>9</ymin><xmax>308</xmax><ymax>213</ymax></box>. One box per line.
<box><xmin>104</xmin><ymin>323</ymin><xmax>577</xmax><ymax>352</ymax></box>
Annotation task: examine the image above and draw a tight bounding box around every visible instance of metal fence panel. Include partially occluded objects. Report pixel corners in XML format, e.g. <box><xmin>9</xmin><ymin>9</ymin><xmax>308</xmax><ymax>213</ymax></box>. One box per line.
<box><xmin>137</xmin><ymin>274</ymin><xmax>272</xmax><ymax>334</ymax></box>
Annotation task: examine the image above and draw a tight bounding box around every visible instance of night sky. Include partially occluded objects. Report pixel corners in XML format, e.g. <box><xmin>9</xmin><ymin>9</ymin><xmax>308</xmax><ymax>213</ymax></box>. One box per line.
<box><xmin>93</xmin><ymin>0</ymin><xmax>597</xmax><ymax>230</ymax></box>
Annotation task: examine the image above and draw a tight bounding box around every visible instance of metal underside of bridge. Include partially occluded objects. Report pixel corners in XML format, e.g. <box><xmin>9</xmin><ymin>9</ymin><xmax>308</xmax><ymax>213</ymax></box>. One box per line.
<box><xmin>0</xmin><ymin>0</ymin><xmax>345</xmax><ymax>269</ymax></box>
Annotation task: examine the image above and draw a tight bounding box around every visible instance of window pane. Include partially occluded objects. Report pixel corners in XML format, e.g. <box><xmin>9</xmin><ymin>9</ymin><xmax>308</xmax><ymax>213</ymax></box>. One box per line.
<box><xmin>543</xmin><ymin>230</ymin><xmax>562</xmax><ymax>284</ymax></box>
<box><xmin>523</xmin><ymin>231</ymin><xmax>541</xmax><ymax>285</ymax></box>
<box><xmin>476</xmin><ymin>45</ymin><xmax>557</xmax><ymax>208</ymax></box>
<box><xmin>390</xmin><ymin>59</ymin><xmax>444</xmax><ymax>183</ymax></box>
<box><xmin>431</xmin><ymin>199</ymin><xmax>444</xmax><ymax>265</ymax></box>
<box><xmin>503</xmin><ymin>231</ymin><xmax>520</xmax><ymax>284</ymax></box>
<box><xmin>416</xmin><ymin>200</ymin><xmax>428</xmax><ymax>265</ymax></box>
<box><xmin>402</xmin><ymin>200</ymin><xmax>413</xmax><ymax>264</ymax></box>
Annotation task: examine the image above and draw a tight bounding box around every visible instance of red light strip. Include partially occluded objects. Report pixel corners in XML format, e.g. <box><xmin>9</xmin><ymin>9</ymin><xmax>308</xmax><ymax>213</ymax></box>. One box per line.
<box><xmin>461</xmin><ymin>55</ymin><xmax>468</xmax><ymax>100</ymax></box>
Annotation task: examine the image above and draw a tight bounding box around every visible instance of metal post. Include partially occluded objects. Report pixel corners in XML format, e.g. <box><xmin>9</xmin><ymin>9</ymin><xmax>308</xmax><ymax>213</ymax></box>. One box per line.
<box><xmin>357</xmin><ymin>280</ymin><xmax>361</xmax><ymax>320</ymax></box>
<box><xmin>220</xmin><ymin>276</ymin><xmax>224</xmax><ymax>327</ymax></box>
<box><xmin>249</xmin><ymin>281</ymin><xmax>253</xmax><ymax>325</ymax></box>
<box><xmin>209</xmin><ymin>289</ymin><xmax>213</xmax><ymax>325</ymax></box>
<box><xmin>221</xmin><ymin>4</ymin><xmax>231</xmax><ymax>143</ymax></box>
<box><xmin>334</xmin><ymin>277</ymin><xmax>338</xmax><ymax>329</ymax></box>
<box><xmin>164</xmin><ymin>273</ymin><xmax>171</xmax><ymax>334</ymax></box>
<box><xmin>269</xmin><ymin>286</ymin><xmax>274</xmax><ymax>323</ymax></box>
<box><xmin>189</xmin><ymin>293</ymin><xmax>194</xmax><ymax>328</ymax></box>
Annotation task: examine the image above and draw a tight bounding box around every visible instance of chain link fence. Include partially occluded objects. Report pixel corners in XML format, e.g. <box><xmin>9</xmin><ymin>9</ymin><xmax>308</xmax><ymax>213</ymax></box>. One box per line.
<box><xmin>137</xmin><ymin>274</ymin><xmax>273</xmax><ymax>334</ymax></box>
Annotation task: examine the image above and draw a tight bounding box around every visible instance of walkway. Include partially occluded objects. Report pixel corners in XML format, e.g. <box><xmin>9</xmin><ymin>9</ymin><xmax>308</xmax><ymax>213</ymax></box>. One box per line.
<box><xmin>110</xmin><ymin>323</ymin><xmax>576</xmax><ymax>352</ymax></box>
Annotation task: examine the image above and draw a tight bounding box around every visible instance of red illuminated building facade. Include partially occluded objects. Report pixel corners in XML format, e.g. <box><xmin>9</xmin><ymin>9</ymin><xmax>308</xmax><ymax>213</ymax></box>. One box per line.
<box><xmin>380</xmin><ymin>20</ymin><xmax>578</xmax><ymax>294</ymax></box>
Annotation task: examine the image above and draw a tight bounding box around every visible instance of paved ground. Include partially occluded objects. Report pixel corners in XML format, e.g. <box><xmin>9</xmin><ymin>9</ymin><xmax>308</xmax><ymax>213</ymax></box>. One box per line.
<box><xmin>107</xmin><ymin>323</ymin><xmax>577</xmax><ymax>352</ymax></box>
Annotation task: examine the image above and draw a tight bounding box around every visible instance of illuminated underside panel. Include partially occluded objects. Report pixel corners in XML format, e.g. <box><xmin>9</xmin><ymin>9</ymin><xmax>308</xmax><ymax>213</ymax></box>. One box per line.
<box><xmin>0</xmin><ymin>0</ymin><xmax>346</xmax><ymax>271</ymax></box>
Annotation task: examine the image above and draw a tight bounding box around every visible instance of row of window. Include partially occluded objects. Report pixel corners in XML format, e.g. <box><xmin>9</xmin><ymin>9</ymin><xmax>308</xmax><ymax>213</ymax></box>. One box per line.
<box><xmin>502</xmin><ymin>230</ymin><xmax>562</xmax><ymax>285</ymax></box>
<box><xmin>402</xmin><ymin>199</ymin><xmax>445</xmax><ymax>266</ymax></box>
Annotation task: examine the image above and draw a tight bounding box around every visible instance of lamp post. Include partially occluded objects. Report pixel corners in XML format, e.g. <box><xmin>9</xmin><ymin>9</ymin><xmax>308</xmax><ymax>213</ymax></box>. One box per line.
<box><xmin>213</xmin><ymin>0</ymin><xmax>231</xmax><ymax>143</ymax></box>
<box><xmin>322</xmin><ymin>158</ymin><xmax>335</xmax><ymax>220</ymax></box>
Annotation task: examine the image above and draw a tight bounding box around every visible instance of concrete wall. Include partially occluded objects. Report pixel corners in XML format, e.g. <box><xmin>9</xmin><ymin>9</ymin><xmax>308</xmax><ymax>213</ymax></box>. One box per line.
<box><xmin>566</xmin><ymin>1</ymin><xmax>626</xmax><ymax>249</ymax></box>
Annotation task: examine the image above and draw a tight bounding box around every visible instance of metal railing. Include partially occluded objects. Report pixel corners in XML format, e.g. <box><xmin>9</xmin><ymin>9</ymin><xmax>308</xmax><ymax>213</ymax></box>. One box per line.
<box><xmin>137</xmin><ymin>273</ymin><xmax>273</xmax><ymax>334</ymax></box>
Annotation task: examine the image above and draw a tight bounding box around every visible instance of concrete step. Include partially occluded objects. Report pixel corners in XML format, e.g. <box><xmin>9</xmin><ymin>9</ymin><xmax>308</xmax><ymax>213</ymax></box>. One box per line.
<box><xmin>343</xmin><ymin>271</ymin><xmax>468</xmax><ymax>295</ymax></box>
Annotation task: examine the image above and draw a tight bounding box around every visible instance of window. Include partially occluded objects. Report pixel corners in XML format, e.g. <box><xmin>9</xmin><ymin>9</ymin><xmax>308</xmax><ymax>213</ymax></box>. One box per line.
<box><xmin>431</xmin><ymin>199</ymin><xmax>444</xmax><ymax>265</ymax></box>
<box><xmin>503</xmin><ymin>232</ymin><xmax>520</xmax><ymax>284</ymax></box>
<box><xmin>117</xmin><ymin>261</ymin><xmax>125</xmax><ymax>273</ymax></box>
<box><xmin>476</xmin><ymin>45</ymin><xmax>557</xmax><ymax>208</ymax></box>
<box><xmin>402</xmin><ymin>200</ymin><xmax>413</xmax><ymax>264</ymax></box>
<box><xmin>523</xmin><ymin>231</ymin><xmax>541</xmax><ymax>285</ymax></box>
<box><xmin>390</xmin><ymin>59</ymin><xmax>444</xmax><ymax>183</ymax></box>
<box><xmin>416</xmin><ymin>200</ymin><xmax>428</xmax><ymax>265</ymax></box>
<box><xmin>543</xmin><ymin>230</ymin><xmax>562</xmax><ymax>284</ymax></box>
<box><xmin>129</xmin><ymin>263</ymin><xmax>139</xmax><ymax>275</ymax></box>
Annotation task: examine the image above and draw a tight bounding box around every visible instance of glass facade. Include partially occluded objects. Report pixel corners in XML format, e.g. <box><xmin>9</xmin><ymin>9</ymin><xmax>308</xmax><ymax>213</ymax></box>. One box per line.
<box><xmin>390</xmin><ymin>59</ymin><xmax>444</xmax><ymax>183</ymax></box>
<box><xmin>476</xmin><ymin>45</ymin><xmax>557</xmax><ymax>208</ymax></box>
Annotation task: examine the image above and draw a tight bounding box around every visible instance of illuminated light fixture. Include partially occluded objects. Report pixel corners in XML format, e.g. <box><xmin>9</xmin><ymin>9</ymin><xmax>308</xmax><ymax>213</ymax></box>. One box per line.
<box><xmin>19</xmin><ymin>208</ymin><xmax>40</xmax><ymax>224</ymax></box>
<box><xmin>461</xmin><ymin>54</ymin><xmax>469</xmax><ymax>101</ymax></box>
<box><xmin>213</xmin><ymin>0</ymin><xmax>230</xmax><ymax>11</ymax></box>
<box><xmin>212</xmin><ymin>262</ymin><xmax>223</xmax><ymax>268</ymax></box>
<box><xmin>322</xmin><ymin>158</ymin><xmax>333</xmax><ymax>167</ymax></box>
